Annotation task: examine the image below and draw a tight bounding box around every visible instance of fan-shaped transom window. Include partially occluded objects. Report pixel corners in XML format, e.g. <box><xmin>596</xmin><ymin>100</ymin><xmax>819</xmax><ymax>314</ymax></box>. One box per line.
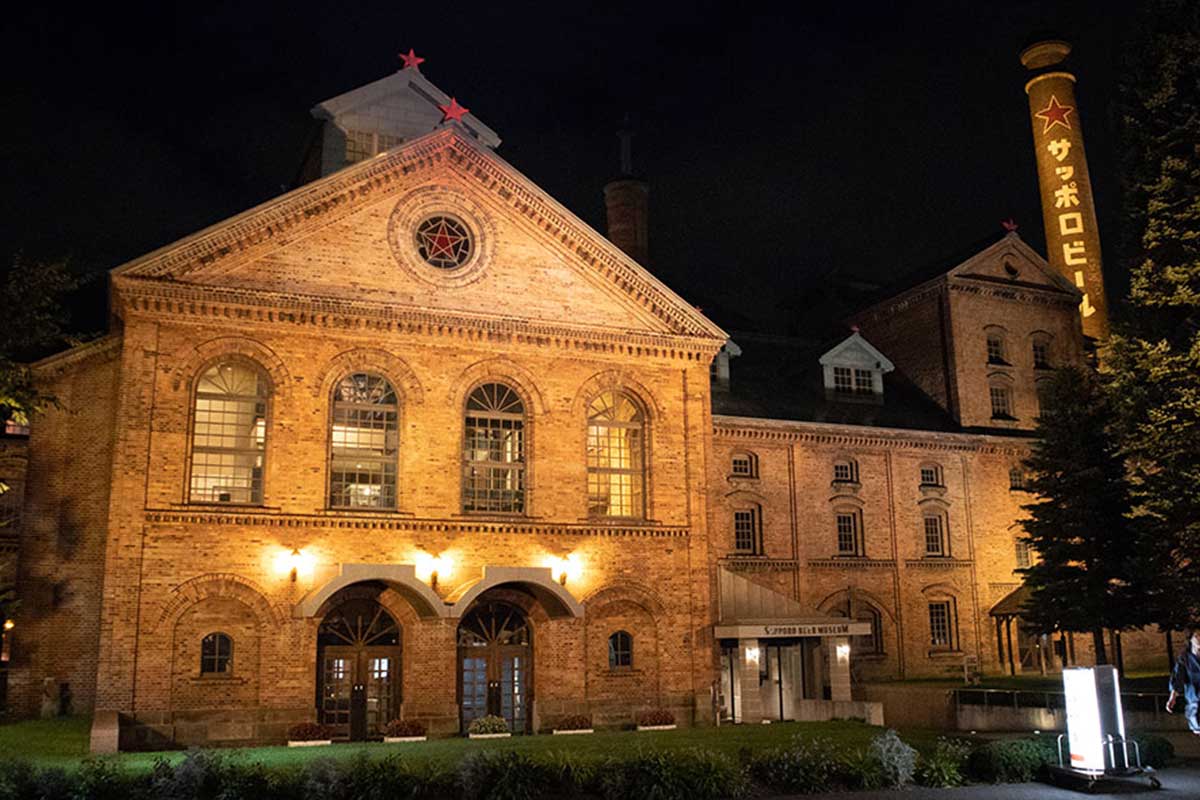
<box><xmin>329</xmin><ymin>373</ymin><xmax>399</xmax><ymax>509</ymax></box>
<box><xmin>608</xmin><ymin>631</ymin><xmax>633</xmax><ymax>668</ymax></box>
<box><xmin>414</xmin><ymin>215</ymin><xmax>472</xmax><ymax>269</ymax></box>
<box><xmin>586</xmin><ymin>391</ymin><xmax>645</xmax><ymax>518</ymax></box>
<box><xmin>463</xmin><ymin>383</ymin><xmax>526</xmax><ymax>513</ymax></box>
<box><xmin>457</xmin><ymin>601</ymin><xmax>530</xmax><ymax>648</ymax></box>
<box><xmin>189</xmin><ymin>361</ymin><xmax>268</xmax><ymax>504</ymax></box>
<box><xmin>200</xmin><ymin>632</ymin><xmax>233</xmax><ymax>675</ymax></box>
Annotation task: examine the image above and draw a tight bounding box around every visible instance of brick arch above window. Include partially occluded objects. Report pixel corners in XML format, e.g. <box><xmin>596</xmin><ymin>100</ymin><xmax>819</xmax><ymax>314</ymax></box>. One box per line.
<box><xmin>449</xmin><ymin>357</ymin><xmax>546</xmax><ymax>416</ymax></box>
<box><xmin>583</xmin><ymin>581</ymin><xmax>667</xmax><ymax>620</ymax></box>
<box><xmin>571</xmin><ymin>369</ymin><xmax>664</xmax><ymax>421</ymax></box>
<box><xmin>816</xmin><ymin>588</ymin><xmax>897</xmax><ymax>623</ymax></box>
<box><xmin>169</xmin><ymin>336</ymin><xmax>291</xmax><ymax>396</ymax></box>
<box><xmin>152</xmin><ymin>573</ymin><xmax>285</xmax><ymax>635</ymax></box>
<box><xmin>312</xmin><ymin>348</ymin><xmax>424</xmax><ymax>404</ymax></box>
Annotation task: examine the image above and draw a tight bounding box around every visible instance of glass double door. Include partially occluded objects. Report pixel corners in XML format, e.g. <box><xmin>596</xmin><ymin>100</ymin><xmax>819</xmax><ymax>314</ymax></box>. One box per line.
<box><xmin>458</xmin><ymin>601</ymin><xmax>531</xmax><ymax>734</ymax></box>
<box><xmin>320</xmin><ymin>646</ymin><xmax>400</xmax><ymax>740</ymax></box>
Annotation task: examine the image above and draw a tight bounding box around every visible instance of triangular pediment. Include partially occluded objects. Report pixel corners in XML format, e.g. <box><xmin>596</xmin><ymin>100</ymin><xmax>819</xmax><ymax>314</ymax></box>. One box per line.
<box><xmin>113</xmin><ymin>129</ymin><xmax>724</xmax><ymax>341</ymax></box>
<box><xmin>949</xmin><ymin>232</ymin><xmax>1079</xmax><ymax>297</ymax></box>
<box><xmin>818</xmin><ymin>332</ymin><xmax>894</xmax><ymax>372</ymax></box>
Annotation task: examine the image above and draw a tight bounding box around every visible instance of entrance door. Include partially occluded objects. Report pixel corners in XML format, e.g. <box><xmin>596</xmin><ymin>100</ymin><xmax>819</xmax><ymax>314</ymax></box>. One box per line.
<box><xmin>458</xmin><ymin>601</ymin><xmax>531</xmax><ymax>733</ymax></box>
<box><xmin>761</xmin><ymin>641</ymin><xmax>805</xmax><ymax>721</ymax></box>
<box><xmin>317</xmin><ymin>598</ymin><xmax>401</xmax><ymax>740</ymax></box>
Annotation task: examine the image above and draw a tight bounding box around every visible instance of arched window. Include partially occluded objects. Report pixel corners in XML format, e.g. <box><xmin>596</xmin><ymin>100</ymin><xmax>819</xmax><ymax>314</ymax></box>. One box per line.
<box><xmin>608</xmin><ymin>630</ymin><xmax>633</xmax><ymax>668</ymax></box>
<box><xmin>989</xmin><ymin>376</ymin><xmax>1016</xmax><ymax>420</ymax></box>
<box><xmin>586</xmin><ymin>391</ymin><xmax>645</xmax><ymax>518</ymax></box>
<box><xmin>189</xmin><ymin>361</ymin><xmax>268</xmax><ymax>504</ymax></box>
<box><xmin>985</xmin><ymin>328</ymin><xmax>1010</xmax><ymax>365</ymax></box>
<box><xmin>200</xmin><ymin>632</ymin><xmax>233</xmax><ymax>675</ymax></box>
<box><xmin>833</xmin><ymin>458</ymin><xmax>859</xmax><ymax>483</ymax></box>
<box><xmin>1009</xmin><ymin>467</ymin><xmax>1028</xmax><ymax>491</ymax></box>
<box><xmin>730</xmin><ymin>451</ymin><xmax>758</xmax><ymax>478</ymax></box>
<box><xmin>463</xmin><ymin>383</ymin><xmax>526</xmax><ymax>513</ymax></box>
<box><xmin>329</xmin><ymin>373</ymin><xmax>399</xmax><ymax>509</ymax></box>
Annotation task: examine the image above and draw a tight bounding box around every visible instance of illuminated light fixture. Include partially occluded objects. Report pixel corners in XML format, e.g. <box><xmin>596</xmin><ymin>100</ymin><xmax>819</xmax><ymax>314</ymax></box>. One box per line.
<box><xmin>745</xmin><ymin>646</ymin><xmax>761</xmax><ymax>665</ymax></box>
<box><xmin>836</xmin><ymin>643</ymin><xmax>851</xmax><ymax>663</ymax></box>
<box><xmin>275</xmin><ymin>547</ymin><xmax>314</xmax><ymax>582</ymax></box>
<box><xmin>414</xmin><ymin>552</ymin><xmax>453</xmax><ymax>589</ymax></box>
<box><xmin>3</xmin><ymin>619</ymin><xmax>12</xmax><ymax>631</ymax></box>
<box><xmin>543</xmin><ymin>553</ymin><xmax>583</xmax><ymax>586</ymax></box>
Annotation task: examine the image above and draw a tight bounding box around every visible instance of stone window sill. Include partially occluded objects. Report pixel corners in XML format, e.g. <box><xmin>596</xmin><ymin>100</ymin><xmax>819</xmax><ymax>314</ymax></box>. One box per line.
<box><xmin>927</xmin><ymin>649</ymin><xmax>964</xmax><ymax>659</ymax></box>
<box><xmin>191</xmin><ymin>675</ymin><xmax>249</xmax><ymax>685</ymax></box>
<box><xmin>604</xmin><ymin>668</ymin><xmax>643</xmax><ymax>678</ymax></box>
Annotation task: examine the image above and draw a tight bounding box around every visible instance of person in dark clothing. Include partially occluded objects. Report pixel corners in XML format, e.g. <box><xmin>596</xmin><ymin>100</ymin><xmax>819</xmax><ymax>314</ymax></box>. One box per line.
<box><xmin>1166</xmin><ymin>627</ymin><xmax>1200</xmax><ymax>734</ymax></box>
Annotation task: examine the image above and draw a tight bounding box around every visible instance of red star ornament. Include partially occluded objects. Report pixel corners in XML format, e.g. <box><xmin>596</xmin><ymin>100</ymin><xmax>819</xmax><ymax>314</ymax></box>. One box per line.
<box><xmin>438</xmin><ymin>97</ymin><xmax>470</xmax><ymax>123</ymax></box>
<box><xmin>399</xmin><ymin>48</ymin><xmax>425</xmax><ymax>70</ymax></box>
<box><xmin>1034</xmin><ymin>95</ymin><xmax>1074</xmax><ymax>134</ymax></box>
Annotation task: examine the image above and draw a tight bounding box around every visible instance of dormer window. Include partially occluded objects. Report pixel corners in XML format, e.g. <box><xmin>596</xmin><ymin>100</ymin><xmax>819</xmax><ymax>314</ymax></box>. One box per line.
<box><xmin>819</xmin><ymin>331</ymin><xmax>895</xmax><ymax>405</ymax></box>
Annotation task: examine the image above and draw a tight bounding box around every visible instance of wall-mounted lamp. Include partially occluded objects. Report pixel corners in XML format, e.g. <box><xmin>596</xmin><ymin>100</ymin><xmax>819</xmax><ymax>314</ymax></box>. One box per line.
<box><xmin>275</xmin><ymin>547</ymin><xmax>314</xmax><ymax>583</ymax></box>
<box><xmin>414</xmin><ymin>552</ymin><xmax>453</xmax><ymax>589</ymax></box>
<box><xmin>3</xmin><ymin>619</ymin><xmax>13</xmax><ymax>632</ymax></box>
<box><xmin>745</xmin><ymin>646</ymin><xmax>761</xmax><ymax>666</ymax></box>
<box><xmin>544</xmin><ymin>553</ymin><xmax>582</xmax><ymax>586</ymax></box>
<box><xmin>836</xmin><ymin>643</ymin><xmax>851</xmax><ymax>664</ymax></box>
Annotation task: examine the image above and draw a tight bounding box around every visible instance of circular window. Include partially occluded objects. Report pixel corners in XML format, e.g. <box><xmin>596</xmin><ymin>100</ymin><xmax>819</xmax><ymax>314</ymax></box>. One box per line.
<box><xmin>414</xmin><ymin>215</ymin><xmax>472</xmax><ymax>269</ymax></box>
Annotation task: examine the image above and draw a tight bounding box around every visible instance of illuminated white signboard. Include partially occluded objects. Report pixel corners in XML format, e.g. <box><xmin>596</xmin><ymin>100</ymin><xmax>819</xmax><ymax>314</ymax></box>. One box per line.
<box><xmin>1062</xmin><ymin>666</ymin><xmax>1127</xmax><ymax>773</ymax></box>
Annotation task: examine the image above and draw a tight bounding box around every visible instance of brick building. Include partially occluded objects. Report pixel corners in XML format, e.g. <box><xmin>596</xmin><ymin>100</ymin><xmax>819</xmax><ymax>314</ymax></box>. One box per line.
<box><xmin>0</xmin><ymin>64</ymin><xmax>1166</xmax><ymax>749</ymax></box>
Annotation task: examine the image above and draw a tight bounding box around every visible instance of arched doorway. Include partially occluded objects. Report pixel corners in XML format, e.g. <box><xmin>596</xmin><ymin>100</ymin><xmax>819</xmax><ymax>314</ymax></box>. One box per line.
<box><xmin>317</xmin><ymin>595</ymin><xmax>401</xmax><ymax>740</ymax></box>
<box><xmin>457</xmin><ymin>600</ymin><xmax>531</xmax><ymax>733</ymax></box>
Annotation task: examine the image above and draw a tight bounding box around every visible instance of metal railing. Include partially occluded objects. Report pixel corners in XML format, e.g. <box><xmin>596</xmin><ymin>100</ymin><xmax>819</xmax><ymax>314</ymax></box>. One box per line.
<box><xmin>952</xmin><ymin>688</ymin><xmax>1170</xmax><ymax>718</ymax></box>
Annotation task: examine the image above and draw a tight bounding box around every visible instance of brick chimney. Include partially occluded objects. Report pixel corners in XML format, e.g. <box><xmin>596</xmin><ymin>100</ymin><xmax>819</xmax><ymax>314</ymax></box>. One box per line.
<box><xmin>603</xmin><ymin>116</ymin><xmax>649</xmax><ymax>264</ymax></box>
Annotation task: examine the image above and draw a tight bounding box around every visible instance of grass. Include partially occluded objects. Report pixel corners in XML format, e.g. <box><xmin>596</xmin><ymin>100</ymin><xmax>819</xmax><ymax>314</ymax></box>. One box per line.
<box><xmin>0</xmin><ymin>716</ymin><xmax>945</xmax><ymax>773</ymax></box>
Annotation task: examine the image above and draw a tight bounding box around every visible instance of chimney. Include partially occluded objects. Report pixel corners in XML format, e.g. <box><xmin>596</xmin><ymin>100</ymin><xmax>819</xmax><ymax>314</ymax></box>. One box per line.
<box><xmin>603</xmin><ymin>115</ymin><xmax>649</xmax><ymax>264</ymax></box>
<box><xmin>1020</xmin><ymin>39</ymin><xmax>1110</xmax><ymax>342</ymax></box>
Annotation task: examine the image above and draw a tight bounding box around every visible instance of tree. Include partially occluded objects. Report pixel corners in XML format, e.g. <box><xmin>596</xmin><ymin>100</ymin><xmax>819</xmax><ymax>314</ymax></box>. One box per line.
<box><xmin>1018</xmin><ymin>367</ymin><xmax>1148</xmax><ymax>665</ymax></box>
<box><xmin>1106</xmin><ymin>0</ymin><xmax>1200</xmax><ymax>630</ymax></box>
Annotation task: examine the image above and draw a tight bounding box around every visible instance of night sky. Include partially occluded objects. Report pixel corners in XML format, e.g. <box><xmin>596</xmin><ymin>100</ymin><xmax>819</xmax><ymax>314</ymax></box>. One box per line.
<box><xmin>2</xmin><ymin>1</ymin><xmax>1130</xmax><ymax>336</ymax></box>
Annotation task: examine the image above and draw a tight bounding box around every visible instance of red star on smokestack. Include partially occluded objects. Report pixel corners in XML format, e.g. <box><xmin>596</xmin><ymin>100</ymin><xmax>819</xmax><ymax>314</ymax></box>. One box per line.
<box><xmin>399</xmin><ymin>48</ymin><xmax>425</xmax><ymax>70</ymax></box>
<box><xmin>1001</xmin><ymin>218</ymin><xmax>1019</xmax><ymax>232</ymax></box>
<box><xmin>438</xmin><ymin>97</ymin><xmax>470</xmax><ymax>123</ymax></box>
<box><xmin>1034</xmin><ymin>95</ymin><xmax>1074</xmax><ymax>134</ymax></box>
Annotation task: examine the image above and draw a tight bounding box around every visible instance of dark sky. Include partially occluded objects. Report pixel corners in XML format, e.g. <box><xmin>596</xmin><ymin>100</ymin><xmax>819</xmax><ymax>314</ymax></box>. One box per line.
<box><xmin>1</xmin><ymin>1</ymin><xmax>1131</xmax><ymax>335</ymax></box>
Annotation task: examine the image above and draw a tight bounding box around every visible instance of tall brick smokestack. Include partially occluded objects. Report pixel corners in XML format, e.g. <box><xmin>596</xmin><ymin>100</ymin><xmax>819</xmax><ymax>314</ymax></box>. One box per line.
<box><xmin>604</xmin><ymin>116</ymin><xmax>649</xmax><ymax>264</ymax></box>
<box><xmin>1020</xmin><ymin>39</ymin><xmax>1110</xmax><ymax>342</ymax></box>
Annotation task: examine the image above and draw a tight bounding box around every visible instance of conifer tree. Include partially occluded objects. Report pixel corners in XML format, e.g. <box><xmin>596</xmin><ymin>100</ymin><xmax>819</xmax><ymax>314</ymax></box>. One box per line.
<box><xmin>1019</xmin><ymin>367</ymin><xmax>1147</xmax><ymax>664</ymax></box>
<box><xmin>1106</xmin><ymin>0</ymin><xmax>1200</xmax><ymax>629</ymax></box>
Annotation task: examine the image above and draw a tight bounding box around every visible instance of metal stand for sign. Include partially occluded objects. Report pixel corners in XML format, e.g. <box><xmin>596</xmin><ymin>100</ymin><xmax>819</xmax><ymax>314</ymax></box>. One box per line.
<box><xmin>1049</xmin><ymin>733</ymin><xmax>1161</xmax><ymax>792</ymax></box>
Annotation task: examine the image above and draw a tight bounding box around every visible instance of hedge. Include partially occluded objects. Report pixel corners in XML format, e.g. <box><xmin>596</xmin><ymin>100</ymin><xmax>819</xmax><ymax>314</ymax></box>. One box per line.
<box><xmin>0</xmin><ymin>731</ymin><xmax>1177</xmax><ymax>799</ymax></box>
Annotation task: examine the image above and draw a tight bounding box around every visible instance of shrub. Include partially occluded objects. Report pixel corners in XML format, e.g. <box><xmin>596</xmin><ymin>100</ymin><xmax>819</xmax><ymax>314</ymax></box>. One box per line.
<box><xmin>0</xmin><ymin>761</ymin><xmax>38</xmax><ymax>800</ymax></box>
<box><xmin>966</xmin><ymin>737</ymin><xmax>1054</xmax><ymax>783</ymax></box>
<box><xmin>838</xmin><ymin>748</ymin><xmax>886</xmax><ymax>791</ymax></box>
<box><xmin>75</xmin><ymin>758</ymin><xmax>150</xmax><ymax>800</ymax></box>
<box><xmin>746</xmin><ymin>737</ymin><xmax>842</xmax><ymax>794</ymax></box>
<box><xmin>635</xmin><ymin>708</ymin><xmax>676</xmax><ymax>727</ymax></box>
<box><xmin>915</xmin><ymin>737</ymin><xmax>972</xmax><ymax>788</ymax></box>
<box><xmin>458</xmin><ymin>750</ymin><xmax>550</xmax><ymax>800</ymax></box>
<box><xmin>554</xmin><ymin>714</ymin><xmax>593</xmax><ymax>731</ymax></box>
<box><xmin>286</xmin><ymin>721</ymin><xmax>333</xmax><ymax>741</ymax></box>
<box><xmin>384</xmin><ymin>719</ymin><xmax>428</xmax><ymax>738</ymax></box>
<box><xmin>866</xmin><ymin>729</ymin><xmax>917</xmax><ymax>788</ymax></box>
<box><xmin>467</xmin><ymin>715</ymin><xmax>510</xmax><ymax>735</ymax></box>
<box><xmin>601</xmin><ymin>748</ymin><xmax>746</xmax><ymax>800</ymax></box>
<box><xmin>1133</xmin><ymin>734</ymin><xmax>1175</xmax><ymax>768</ymax></box>
<box><xmin>538</xmin><ymin>751</ymin><xmax>600</xmax><ymax>796</ymax></box>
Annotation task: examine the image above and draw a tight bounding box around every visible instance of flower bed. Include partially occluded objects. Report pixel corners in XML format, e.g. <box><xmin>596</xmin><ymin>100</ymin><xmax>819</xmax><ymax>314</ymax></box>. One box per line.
<box><xmin>466</xmin><ymin>714</ymin><xmax>511</xmax><ymax>739</ymax></box>
<box><xmin>552</xmin><ymin>714</ymin><xmax>595</xmax><ymax>735</ymax></box>
<box><xmin>285</xmin><ymin>722</ymin><xmax>332</xmax><ymax>747</ymax></box>
<box><xmin>635</xmin><ymin>708</ymin><xmax>677</xmax><ymax>731</ymax></box>
<box><xmin>382</xmin><ymin>718</ymin><xmax>427</xmax><ymax>743</ymax></box>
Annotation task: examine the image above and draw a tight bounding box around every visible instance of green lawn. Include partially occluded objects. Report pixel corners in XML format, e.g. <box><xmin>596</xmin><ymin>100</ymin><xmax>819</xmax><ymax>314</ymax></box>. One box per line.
<box><xmin>0</xmin><ymin>716</ymin><xmax>946</xmax><ymax>773</ymax></box>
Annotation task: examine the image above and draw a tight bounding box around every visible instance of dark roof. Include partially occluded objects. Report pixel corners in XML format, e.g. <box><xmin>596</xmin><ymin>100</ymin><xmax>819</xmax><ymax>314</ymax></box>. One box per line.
<box><xmin>852</xmin><ymin>230</ymin><xmax>1009</xmax><ymax>315</ymax></box>
<box><xmin>990</xmin><ymin>584</ymin><xmax>1033</xmax><ymax>618</ymax></box>
<box><xmin>713</xmin><ymin>332</ymin><xmax>959</xmax><ymax>432</ymax></box>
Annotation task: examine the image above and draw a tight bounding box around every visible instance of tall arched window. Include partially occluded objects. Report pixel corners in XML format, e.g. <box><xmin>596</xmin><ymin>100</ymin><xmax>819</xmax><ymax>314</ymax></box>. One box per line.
<box><xmin>463</xmin><ymin>383</ymin><xmax>526</xmax><ymax>513</ymax></box>
<box><xmin>200</xmin><ymin>632</ymin><xmax>233</xmax><ymax>675</ymax></box>
<box><xmin>608</xmin><ymin>630</ymin><xmax>633</xmax><ymax>668</ymax></box>
<box><xmin>586</xmin><ymin>391</ymin><xmax>645</xmax><ymax>518</ymax></box>
<box><xmin>189</xmin><ymin>361</ymin><xmax>268</xmax><ymax>504</ymax></box>
<box><xmin>329</xmin><ymin>373</ymin><xmax>399</xmax><ymax>509</ymax></box>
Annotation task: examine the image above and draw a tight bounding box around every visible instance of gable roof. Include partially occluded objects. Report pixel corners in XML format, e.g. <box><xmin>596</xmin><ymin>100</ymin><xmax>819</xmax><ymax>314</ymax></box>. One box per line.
<box><xmin>818</xmin><ymin>331</ymin><xmax>895</xmax><ymax>372</ymax></box>
<box><xmin>312</xmin><ymin>68</ymin><xmax>501</xmax><ymax>149</ymax></box>
<box><xmin>111</xmin><ymin>127</ymin><xmax>725</xmax><ymax>341</ymax></box>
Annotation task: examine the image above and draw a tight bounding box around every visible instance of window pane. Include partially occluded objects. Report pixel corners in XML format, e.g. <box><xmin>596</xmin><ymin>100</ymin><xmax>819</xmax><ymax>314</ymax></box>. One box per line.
<box><xmin>854</xmin><ymin>369</ymin><xmax>873</xmax><ymax>394</ymax></box>
<box><xmin>987</xmin><ymin>336</ymin><xmax>1006</xmax><ymax>363</ymax></box>
<box><xmin>734</xmin><ymin>509</ymin><xmax>757</xmax><ymax>552</ymax></box>
<box><xmin>833</xmin><ymin>461</ymin><xmax>854</xmax><ymax>482</ymax></box>
<box><xmin>929</xmin><ymin>602</ymin><xmax>951</xmax><ymax>647</ymax></box>
<box><xmin>190</xmin><ymin>362</ymin><xmax>267</xmax><ymax>504</ymax></box>
<box><xmin>330</xmin><ymin>374</ymin><xmax>399</xmax><ymax>508</ymax></box>
<box><xmin>1033</xmin><ymin>340</ymin><xmax>1051</xmax><ymax>368</ymax></box>
<box><xmin>586</xmin><ymin>392</ymin><xmax>644</xmax><ymax>518</ymax></box>
<box><xmin>833</xmin><ymin>366</ymin><xmax>852</xmax><ymax>393</ymax></box>
<box><xmin>344</xmin><ymin>129</ymin><xmax>373</xmax><ymax>163</ymax></box>
<box><xmin>731</xmin><ymin>455</ymin><xmax>752</xmax><ymax>476</ymax></box>
<box><xmin>924</xmin><ymin>516</ymin><xmax>944</xmax><ymax>555</ymax></box>
<box><xmin>920</xmin><ymin>466</ymin><xmax>940</xmax><ymax>486</ymax></box>
<box><xmin>608</xmin><ymin>631</ymin><xmax>632</xmax><ymax>668</ymax></box>
<box><xmin>463</xmin><ymin>384</ymin><xmax>525</xmax><ymax>513</ymax></box>
<box><xmin>990</xmin><ymin>386</ymin><xmax>1012</xmax><ymax>417</ymax></box>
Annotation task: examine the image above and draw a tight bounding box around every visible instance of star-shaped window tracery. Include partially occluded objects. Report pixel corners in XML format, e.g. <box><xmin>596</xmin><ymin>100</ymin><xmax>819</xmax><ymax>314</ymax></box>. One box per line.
<box><xmin>414</xmin><ymin>215</ymin><xmax>472</xmax><ymax>269</ymax></box>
